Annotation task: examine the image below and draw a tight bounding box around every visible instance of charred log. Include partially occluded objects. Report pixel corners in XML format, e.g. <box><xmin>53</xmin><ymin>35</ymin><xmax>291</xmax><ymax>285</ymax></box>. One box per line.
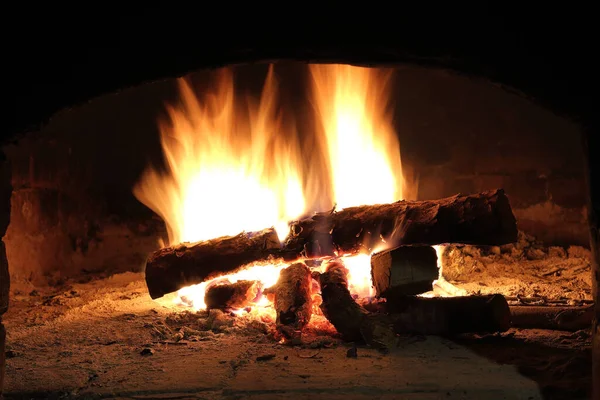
<box><xmin>145</xmin><ymin>190</ymin><xmax>517</xmax><ymax>299</ymax></box>
<box><xmin>272</xmin><ymin>263</ymin><xmax>313</xmax><ymax>338</ymax></box>
<box><xmin>145</xmin><ymin>228</ymin><xmax>280</xmax><ymax>299</ymax></box>
<box><xmin>510</xmin><ymin>305</ymin><xmax>594</xmax><ymax>332</ymax></box>
<box><xmin>371</xmin><ymin>246</ymin><xmax>438</xmax><ymax>297</ymax></box>
<box><xmin>285</xmin><ymin>189</ymin><xmax>518</xmax><ymax>257</ymax></box>
<box><xmin>204</xmin><ymin>280</ymin><xmax>260</xmax><ymax>310</ymax></box>
<box><xmin>319</xmin><ymin>261</ymin><xmax>397</xmax><ymax>350</ymax></box>
<box><xmin>318</xmin><ymin>261</ymin><xmax>369</xmax><ymax>342</ymax></box>
<box><xmin>370</xmin><ymin>294</ymin><xmax>511</xmax><ymax>335</ymax></box>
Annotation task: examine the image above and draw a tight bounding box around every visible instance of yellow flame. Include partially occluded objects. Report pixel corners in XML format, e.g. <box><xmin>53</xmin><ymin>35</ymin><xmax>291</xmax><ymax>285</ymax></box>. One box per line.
<box><xmin>307</xmin><ymin>64</ymin><xmax>404</xmax><ymax>297</ymax></box>
<box><xmin>133</xmin><ymin>67</ymin><xmax>305</xmax><ymax>245</ymax></box>
<box><xmin>341</xmin><ymin>254</ymin><xmax>375</xmax><ymax>298</ymax></box>
<box><xmin>135</xmin><ymin>64</ymin><xmax>405</xmax><ymax>312</ymax></box>
<box><xmin>309</xmin><ymin>64</ymin><xmax>403</xmax><ymax>209</ymax></box>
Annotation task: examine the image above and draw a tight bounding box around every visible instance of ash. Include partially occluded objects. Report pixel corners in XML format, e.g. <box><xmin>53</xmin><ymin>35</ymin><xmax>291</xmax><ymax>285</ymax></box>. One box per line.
<box><xmin>1</xmin><ymin>230</ymin><xmax>593</xmax><ymax>399</ymax></box>
<box><xmin>440</xmin><ymin>231</ymin><xmax>592</xmax><ymax>302</ymax></box>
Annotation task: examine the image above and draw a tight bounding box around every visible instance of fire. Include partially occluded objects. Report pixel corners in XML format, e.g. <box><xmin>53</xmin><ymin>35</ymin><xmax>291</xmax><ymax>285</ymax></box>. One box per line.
<box><xmin>135</xmin><ymin>64</ymin><xmax>404</xmax><ymax>312</ymax></box>
<box><xmin>309</xmin><ymin>64</ymin><xmax>404</xmax><ymax>209</ymax></box>
<box><xmin>133</xmin><ymin>67</ymin><xmax>305</xmax><ymax>245</ymax></box>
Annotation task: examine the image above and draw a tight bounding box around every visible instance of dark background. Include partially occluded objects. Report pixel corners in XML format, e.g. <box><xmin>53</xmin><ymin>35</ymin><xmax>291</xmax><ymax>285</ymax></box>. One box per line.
<box><xmin>3</xmin><ymin>6</ymin><xmax>596</xmax><ymax>139</ymax></box>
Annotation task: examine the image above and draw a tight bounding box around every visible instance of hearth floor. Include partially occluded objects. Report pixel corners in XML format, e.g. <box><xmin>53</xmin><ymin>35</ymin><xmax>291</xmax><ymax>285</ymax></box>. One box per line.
<box><xmin>2</xmin><ymin>272</ymin><xmax>590</xmax><ymax>400</ymax></box>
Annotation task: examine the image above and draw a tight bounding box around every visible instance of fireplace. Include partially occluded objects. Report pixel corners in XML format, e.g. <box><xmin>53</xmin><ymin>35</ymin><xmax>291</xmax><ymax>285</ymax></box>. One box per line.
<box><xmin>1</xmin><ymin>16</ymin><xmax>598</xmax><ymax>399</ymax></box>
<box><xmin>0</xmin><ymin>60</ymin><xmax>595</xmax><ymax>399</ymax></box>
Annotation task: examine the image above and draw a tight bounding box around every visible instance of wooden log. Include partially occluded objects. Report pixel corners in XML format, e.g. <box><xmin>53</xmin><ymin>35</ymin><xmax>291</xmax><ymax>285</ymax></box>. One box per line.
<box><xmin>318</xmin><ymin>261</ymin><xmax>397</xmax><ymax>350</ymax></box>
<box><xmin>145</xmin><ymin>190</ymin><xmax>517</xmax><ymax>299</ymax></box>
<box><xmin>204</xmin><ymin>280</ymin><xmax>260</xmax><ymax>310</ymax></box>
<box><xmin>272</xmin><ymin>263</ymin><xmax>313</xmax><ymax>338</ymax></box>
<box><xmin>371</xmin><ymin>246</ymin><xmax>438</xmax><ymax>297</ymax></box>
<box><xmin>373</xmin><ymin>294</ymin><xmax>511</xmax><ymax>335</ymax></box>
<box><xmin>510</xmin><ymin>305</ymin><xmax>594</xmax><ymax>332</ymax></box>
<box><xmin>145</xmin><ymin>228</ymin><xmax>280</xmax><ymax>299</ymax></box>
<box><xmin>318</xmin><ymin>260</ymin><xmax>368</xmax><ymax>342</ymax></box>
<box><xmin>285</xmin><ymin>189</ymin><xmax>518</xmax><ymax>257</ymax></box>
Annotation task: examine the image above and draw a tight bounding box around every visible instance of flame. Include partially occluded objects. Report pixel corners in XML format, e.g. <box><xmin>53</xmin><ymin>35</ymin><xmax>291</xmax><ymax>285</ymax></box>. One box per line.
<box><xmin>306</xmin><ymin>64</ymin><xmax>404</xmax><ymax>299</ymax></box>
<box><xmin>135</xmin><ymin>64</ymin><xmax>405</xmax><ymax>314</ymax></box>
<box><xmin>309</xmin><ymin>64</ymin><xmax>404</xmax><ymax>209</ymax></box>
<box><xmin>133</xmin><ymin>67</ymin><xmax>305</xmax><ymax>245</ymax></box>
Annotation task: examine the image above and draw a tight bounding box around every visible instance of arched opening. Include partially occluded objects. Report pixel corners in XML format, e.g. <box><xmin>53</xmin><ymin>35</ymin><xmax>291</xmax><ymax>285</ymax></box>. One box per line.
<box><xmin>4</xmin><ymin>62</ymin><xmax>593</xmax><ymax>396</ymax></box>
<box><xmin>0</xmin><ymin>9</ymin><xmax>599</xmax><ymax>398</ymax></box>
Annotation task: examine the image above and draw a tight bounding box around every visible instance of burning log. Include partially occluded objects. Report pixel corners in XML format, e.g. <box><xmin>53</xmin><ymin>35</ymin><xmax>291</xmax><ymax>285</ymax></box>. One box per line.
<box><xmin>285</xmin><ymin>189</ymin><xmax>517</xmax><ymax>257</ymax></box>
<box><xmin>367</xmin><ymin>294</ymin><xmax>511</xmax><ymax>335</ymax></box>
<box><xmin>145</xmin><ymin>190</ymin><xmax>516</xmax><ymax>299</ymax></box>
<box><xmin>510</xmin><ymin>305</ymin><xmax>594</xmax><ymax>332</ymax></box>
<box><xmin>272</xmin><ymin>263</ymin><xmax>313</xmax><ymax>338</ymax></box>
<box><xmin>318</xmin><ymin>261</ymin><xmax>368</xmax><ymax>342</ymax></box>
<box><xmin>204</xmin><ymin>280</ymin><xmax>260</xmax><ymax>310</ymax></box>
<box><xmin>318</xmin><ymin>261</ymin><xmax>397</xmax><ymax>350</ymax></box>
<box><xmin>145</xmin><ymin>228</ymin><xmax>280</xmax><ymax>299</ymax></box>
<box><xmin>371</xmin><ymin>246</ymin><xmax>438</xmax><ymax>297</ymax></box>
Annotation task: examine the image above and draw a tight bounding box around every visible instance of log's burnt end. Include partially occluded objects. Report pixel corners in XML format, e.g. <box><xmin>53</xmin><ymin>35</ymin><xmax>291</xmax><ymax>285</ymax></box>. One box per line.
<box><xmin>371</xmin><ymin>246</ymin><xmax>439</xmax><ymax>297</ymax></box>
<box><xmin>318</xmin><ymin>261</ymin><xmax>369</xmax><ymax>342</ymax></box>
<box><xmin>204</xmin><ymin>280</ymin><xmax>260</xmax><ymax>310</ymax></box>
<box><xmin>145</xmin><ymin>228</ymin><xmax>280</xmax><ymax>299</ymax></box>
<box><xmin>273</xmin><ymin>263</ymin><xmax>313</xmax><ymax>338</ymax></box>
<box><xmin>286</xmin><ymin>189</ymin><xmax>518</xmax><ymax>256</ymax></box>
<box><xmin>318</xmin><ymin>261</ymin><xmax>397</xmax><ymax>350</ymax></box>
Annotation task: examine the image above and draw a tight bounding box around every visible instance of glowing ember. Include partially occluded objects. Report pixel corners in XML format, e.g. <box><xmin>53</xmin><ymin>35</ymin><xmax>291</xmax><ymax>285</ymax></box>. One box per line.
<box><xmin>176</xmin><ymin>262</ymin><xmax>286</xmax><ymax>311</ymax></box>
<box><xmin>340</xmin><ymin>254</ymin><xmax>376</xmax><ymax>298</ymax></box>
<box><xmin>135</xmin><ymin>64</ymin><xmax>405</xmax><ymax>317</ymax></box>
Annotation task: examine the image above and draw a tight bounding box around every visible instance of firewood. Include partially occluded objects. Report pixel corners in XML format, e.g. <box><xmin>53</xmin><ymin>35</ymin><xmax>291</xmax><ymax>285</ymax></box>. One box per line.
<box><xmin>145</xmin><ymin>190</ymin><xmax>517</xmax><ymax>299</ymax></box>
<box><xmin>272</xmin><ymin>263</ymin><xmax>313</xmax><ymax>338</ymax></box>
<box><xmin>318</xmin><ymin>261</ymin><xmax>397</xmax><ymax>350</ymax></box>
<box><xmin>510</xmin><ymin>305</ymin><xmax>594</xmax><ymax>331</ymax></box>
<box><xmin>285</xmin><ymin>189</ymin><xmax>517</xmax><ymax>257</ymax></box>
<box><xmin>145</xmin><ymin>228</ymin><xmax>280</xmax><ymax>299</ymax></box>
<box><xmin>371</xmin><ymin>246</ymin><xmax>438</xmax><ymax>297</ymax></box>
<box><xmin>368</xmin><ymin>294</ymin><xmax>511</xmax><ymax>335</ymax></box>
<box><xmin>204</xmin><ymin>280</ymin><xmax>260</xmax><ymax>310</ymax></box>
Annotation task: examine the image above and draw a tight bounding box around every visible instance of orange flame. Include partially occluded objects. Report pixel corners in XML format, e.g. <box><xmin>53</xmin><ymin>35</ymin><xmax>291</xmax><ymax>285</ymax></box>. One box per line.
<box><xmin>135</xmin><ymin>64</ymin><xmax>405</xmax><ymax>312</ymax></box>
<box><xmin>309</xmin><ymin>64</ymin><xmax>404</xmax><ymax>209</ymax></box>
<box><xmin>133</xmin><ymin>67</ymin><xmax>305</xmax><ymax>245</ymax></box>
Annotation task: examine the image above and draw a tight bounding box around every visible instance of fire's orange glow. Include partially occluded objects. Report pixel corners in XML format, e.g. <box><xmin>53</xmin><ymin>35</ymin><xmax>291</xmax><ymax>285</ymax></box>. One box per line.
<box><xmin>133</xmin><ymin>67</ymin><xmax>305</xmax><ymax>245</ymax></box>
<box><xmin>135</xmin><ymin>64</ymin><xmax>405</xmax><ymax>314</ymax></box>
<box><xmin>309</xmin><ymin>64</ymin><xmax>404</xmax><ymax>209</ymax></box>
<box><xmin>177</xmin><ymin>262</ymin><xmax>286</xmax><ymax>311</ymax></box>
<box><xmin>340</xmin><ymin>254</ymin><xmax>376</xmax><ymax>298</ymax></box>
